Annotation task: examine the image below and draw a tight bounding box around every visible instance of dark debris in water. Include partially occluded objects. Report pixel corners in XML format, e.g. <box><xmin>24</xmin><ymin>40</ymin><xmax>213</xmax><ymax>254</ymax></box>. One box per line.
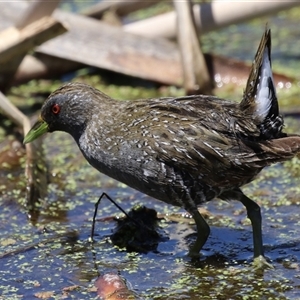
<box><xmin>111</xmin><ymin>205</ymin><xmax>168</xmax><ymax>253</ymax></box>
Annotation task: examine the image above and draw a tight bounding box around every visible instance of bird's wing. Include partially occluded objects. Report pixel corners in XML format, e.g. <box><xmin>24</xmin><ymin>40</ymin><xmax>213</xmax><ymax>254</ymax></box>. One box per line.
<box><xmin>148</xmin><ymin>118</ymin><xmax>243</xmax><ymax>186</ymax></box>
<box><xmin>121</xmin><ymin>96</ymin><xmax>265</xmax><ymax>187</ymax></box>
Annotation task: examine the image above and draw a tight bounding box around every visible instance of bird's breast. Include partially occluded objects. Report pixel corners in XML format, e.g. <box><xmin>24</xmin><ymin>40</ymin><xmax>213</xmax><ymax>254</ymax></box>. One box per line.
<box><xmin>78</xmin><ymin>131</ymin><xmax>180</xmax><ymax>202</ymax></box>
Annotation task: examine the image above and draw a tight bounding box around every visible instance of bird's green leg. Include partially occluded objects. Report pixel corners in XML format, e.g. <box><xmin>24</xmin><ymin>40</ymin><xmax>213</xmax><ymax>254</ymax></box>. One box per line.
<box><xmin>188</xmin><ymin>209</ymin><xmax>210</xmax><ymax>257</ymax></box>
<box><xmin>238</xmin><ymin>192</ymin><xmax>273</xmax><ymax>269</ymax></box>
<box><xmin>239</xmin><ymin>194</ymin><xmax>263</xmax><ymax>257</ymax></box>
<box><xmin>220</xmin><ymin>189</ymin><xmax>273</xmax><ymax>269</ymax></box>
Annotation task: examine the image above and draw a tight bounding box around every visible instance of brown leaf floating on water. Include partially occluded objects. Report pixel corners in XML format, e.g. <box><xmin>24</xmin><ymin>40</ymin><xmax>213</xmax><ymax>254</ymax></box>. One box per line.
<box><xmin>95</xmin><ymin>273</ymin><xmax>137</xmax><ymax>300</ymax></box>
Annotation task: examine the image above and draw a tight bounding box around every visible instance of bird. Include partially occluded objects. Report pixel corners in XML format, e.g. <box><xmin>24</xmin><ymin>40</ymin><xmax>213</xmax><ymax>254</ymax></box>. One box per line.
<box><xmin>24</xmin><ymin>28</ymin><xmax>300</xmax><ymax>268</ymax></box>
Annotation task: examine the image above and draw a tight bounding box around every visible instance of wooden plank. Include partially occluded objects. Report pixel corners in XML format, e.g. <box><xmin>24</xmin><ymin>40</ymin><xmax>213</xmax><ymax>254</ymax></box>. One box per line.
<box><xmin>0</xmin><ymin>3</ymin><xmax>182</xmax><ymax>86</ymax></box>
<box><xmin>0</xmin><ymin>17</ymin><xmax>66</xmax><ymax>63</ymax></box>
<box><xmin>36</xmin><ymin>11</ymin><xmax>183</xmax><ymax>86</ymax></box>
<box><xmin>174</xmin><ymin>0</ymin><xmax>212</xmax><ymax>95</ymax></box>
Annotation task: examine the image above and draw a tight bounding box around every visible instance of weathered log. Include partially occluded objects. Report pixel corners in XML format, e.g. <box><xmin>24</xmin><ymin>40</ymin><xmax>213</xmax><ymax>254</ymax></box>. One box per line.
<box><xmin>124</xmin><ymin>2</ymin><xmax>300</xmax><ymax>39</ymax></box>
<box><xmin>36</xmin><ymin>11</ymin><xmax>183</xmax><ymax>86</ymax></box>
<box><xmin>0</xmin><ymin>17</ymin><xmax>66</xmax><ymax>64</ymax></box>
<box><xmin>174</xmin><ymin>0</ymin><xmax>212</xmax><ymax>95</ymax></box>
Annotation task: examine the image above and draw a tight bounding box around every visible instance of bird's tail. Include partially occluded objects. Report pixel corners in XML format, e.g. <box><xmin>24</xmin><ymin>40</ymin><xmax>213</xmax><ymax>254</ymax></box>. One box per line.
<box><xmin>240</xmin><ymin>28</ymin><xmax>283</xmax><ymax>139</ymax></box>
<box><xmin>262</xmin><ymin>135</ymin><xmax>300</xmax><ymax>161</ymax></box>
<box><xmin>244</xmin><ymin>135</ymin><xmax>300</xmax><ymax>168</ymax></box>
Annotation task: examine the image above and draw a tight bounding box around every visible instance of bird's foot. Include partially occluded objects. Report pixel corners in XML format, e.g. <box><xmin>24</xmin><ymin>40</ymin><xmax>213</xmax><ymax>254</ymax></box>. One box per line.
<box><xmin>188</xmin><ymin>249</ymin><xmax>201</xmax><ymax>258</ymax></box>
<box><xmin>252</xmin><ymin>255</ymin><xmax>274</xmax><ymax>270</ymax></box>
<box><xmin>188</xmin><ymin>244</ymin><xmax>202</xmax><ymax>258</ymax></box>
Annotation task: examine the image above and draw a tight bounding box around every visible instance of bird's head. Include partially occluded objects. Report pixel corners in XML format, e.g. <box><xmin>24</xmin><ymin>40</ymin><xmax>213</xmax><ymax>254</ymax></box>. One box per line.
<box><xmin>23</xmin><ymin>82</ymin><xmax>108</xmax><ymax>144</ymax></box>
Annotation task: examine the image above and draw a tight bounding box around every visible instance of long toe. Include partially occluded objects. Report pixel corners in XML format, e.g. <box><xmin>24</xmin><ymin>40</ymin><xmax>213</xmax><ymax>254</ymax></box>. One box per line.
<box><xmin>253</xmin><ymin>255</ymin><xmax>274</xmax><ymax>270</ymax></box>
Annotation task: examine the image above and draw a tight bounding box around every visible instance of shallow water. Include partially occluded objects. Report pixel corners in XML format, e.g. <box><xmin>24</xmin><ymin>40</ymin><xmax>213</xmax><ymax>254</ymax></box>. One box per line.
<box><xmin>1</xmin><ymin>125</ymin><xmax>300</xmax><ymax>299</ymax></box>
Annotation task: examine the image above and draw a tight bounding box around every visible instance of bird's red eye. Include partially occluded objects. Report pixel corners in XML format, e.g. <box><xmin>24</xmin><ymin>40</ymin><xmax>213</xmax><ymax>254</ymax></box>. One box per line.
<box><xmin>52</xmin><ymin>104</ymin><xmax>60</xmax><ymax>115</ymax></box>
